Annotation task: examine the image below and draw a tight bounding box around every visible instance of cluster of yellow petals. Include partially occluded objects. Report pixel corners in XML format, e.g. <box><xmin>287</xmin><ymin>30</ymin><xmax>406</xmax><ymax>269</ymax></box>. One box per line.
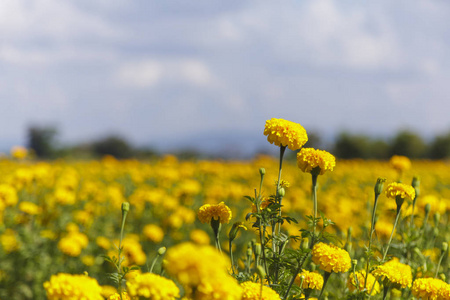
<box><xmin>347</xmin><ymin>271</ymin><xmax>380</xmax><ymax>295</ymax></box>
<box><xmin>295</xmin><ymin>270</ymin><xmax>323</xmax><ymax>290</ymax></box>
<box><xmin>385</xmin><ymin>182</ymin><xmax>415</xmax><ymax>200</ymax></box>
<box><xmin>412</xmin><ymin>277</ymin><xmax>449</xmax><ymax>300</ymax></box>
<box><xmin>126</xmin><ymin>273</ymin><xmax>180</xmax><ymax>299</ymax></box>
<box><xmin>263</xmin><ymin>118</ymin><xmax>308</xmax><ymax>151</ymax></box>
<box><xmin>108</xmin><ymin>292</ymin><xmax>131</xmax><ymax>300</ymax></box>
<box><xmin>297</xmin><ymin>148</ymin><xmax>336</xmax><ymax>175</ymax></box>
<box><xmin>389</xmin><ymin>155</ymin><xmax>411</xmax><ymax>172</ymax></box>
<box><xmin>164</xmin><ymin>242</ymin><xmax>241</xmax><ymax>300</ymax></box>
<box><xmin>372</xmin><ymin>258</ymin><xmax>412</xmax><ymax>289</ymax></box>
<box><xmin>241</xmin><ymin>281</ymin><xmax>281</xmax><ymax>300</ymax></box>
<box><xmin>197</xmin><ymin>201</ymin><xmax>232</xmax><ymax>224</ymax></box>
<box><xmin>311</xmin><ymin>242</ymin><xmax>351</xmax><ymax>273</ymax></box>
<box><xmin>43</xmin><ymin>273</ymin><xmax>103</xmax><ymax>300</ymax></box>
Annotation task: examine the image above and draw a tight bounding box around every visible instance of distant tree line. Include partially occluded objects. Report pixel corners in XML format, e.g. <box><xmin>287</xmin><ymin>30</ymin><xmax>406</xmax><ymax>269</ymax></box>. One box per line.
<box><xmin>26</xmin><ymin>125</ymin><xmax>450</xmax><ymax>160</ymax></box>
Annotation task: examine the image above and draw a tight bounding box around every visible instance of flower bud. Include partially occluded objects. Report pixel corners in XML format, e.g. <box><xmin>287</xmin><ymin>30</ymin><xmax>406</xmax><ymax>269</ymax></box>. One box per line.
<box><xmin>121</xmin><ymin>202</ymin><xmax>130</xmax><ymax>213</ymax></box>
<box><xmin>374</xmin><ymin>178</ymin><xmax>386</xmax><ymax>196</ymax></box>
<box><xmin>434</xmin><ymin>213</ymin><xmax>441</xmax><ymax>226</ymax></box>
<box><xmin>425</xmin><ymin>203</ymin><xmax>431</xmax><ymax>214</ymax></box>
<box><xmin>254</xmin><ymin>243</ymin><xmax>262</xmax><ymax>256</ymax></box>
<box><xmin>352</xmin><ymin>259</ymin><xmax>358</xmax><ymax>267</ymax></box>
<box><xmin>157</xmin><ymin>247</ymin><xmax>166</xmax><ymax>256</ymax></box>
<box><xmin>256</xmin><ymin>265</ymin><xmax>266</xmax><ymax>278</ymax></box>
<box><xmin>442</xmin><ymin>242</ymin><xmax>448</xmax><ymax>253</ymax></box>
<box><xmin>259</xmin><ymin>168</ymin><xmax>266</xmax><ymax>176</ymax></box>
<box><xmin>228</xmin><ymin>222</ymin><xmax>247</xmax><ymax>242</ymax></box>
<box><xmin>278</xmin><ymin>187</ymin><xmax>285</xmax><ymax>197</ymax></box>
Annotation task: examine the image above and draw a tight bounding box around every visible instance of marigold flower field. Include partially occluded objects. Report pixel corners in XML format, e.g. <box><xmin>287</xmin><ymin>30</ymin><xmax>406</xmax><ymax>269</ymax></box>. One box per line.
<box><xmin>0</xmin><ymin>119</ymin><xmax>449</xmax><ymax>299</ymax></box>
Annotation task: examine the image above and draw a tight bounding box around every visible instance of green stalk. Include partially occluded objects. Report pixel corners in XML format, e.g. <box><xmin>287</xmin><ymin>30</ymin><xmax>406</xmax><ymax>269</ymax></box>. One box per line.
<box><xmin>435</xmin><ymin>249</ymin><xmax>446</xmax><ymax>278</ymax></box>
<box><xmin>382</xmin><ymin>208</ymin><xmax>401</xmax><ymax>262</ymax></box>
<box><xmin>275</xmin><ymin>145</ymin><xmax>286</xmax><ymax>236</ymax></box>
<box><xmin>364</xmin><ymin>193</ymin><xmax>381</xmax><ymax>297</ymax></box>
<box><xmin>229</xmin><ymin>239</ymin><xmax>235</xmax><ymax>274</ymax></box>
<box><xmin>311</xmin><ymin>172</ymin><xmax>319</xmax><ymax>245</ymax></box>
<box><xmin>118</xmin><ymin>203</ymin><xmax>129</xmax><ymax>300</ymax></box>
<box><xmin>318</xmin><ymin>272</ymin><xmax>332</xmax><ymax>300</ymax></box>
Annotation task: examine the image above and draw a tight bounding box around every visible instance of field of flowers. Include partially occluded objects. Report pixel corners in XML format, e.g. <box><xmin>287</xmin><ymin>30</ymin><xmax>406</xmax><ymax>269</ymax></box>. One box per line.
<box><xmin>0</xmin><ymin>119</ymin><xmax>449</xmax><ymax>299</ymax></box>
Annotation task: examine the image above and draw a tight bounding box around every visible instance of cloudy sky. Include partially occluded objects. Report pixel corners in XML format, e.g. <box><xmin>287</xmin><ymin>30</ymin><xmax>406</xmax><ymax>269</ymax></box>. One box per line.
<box><xmin>1</xmin><ymin>0</ymin><xmax>449</xmax><ymax>154</ymax></box>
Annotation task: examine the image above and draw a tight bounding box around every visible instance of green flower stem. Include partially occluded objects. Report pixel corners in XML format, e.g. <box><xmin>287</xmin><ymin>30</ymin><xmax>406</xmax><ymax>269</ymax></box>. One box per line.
<box><xmin>229</xmin><ymin>239</ymin><xmax>235</xmax><ymax>274</ymax></box>
<box><xmin>311</xmin><ymin>173</ymin><xmax>319</xmax><ymax>244</ymax></box>
<box><xmin>118</xmin><ymin>203</ymin><xmax>129</xmax><ymax>300</ymax></box>
<box><xmin>382</xmin><ymin>208</ymin><xmax>402</xmax><ymax>262</ymax></box>
<box><xmin>364</xmin><ymin>193</ymin><xmax>380</xmax><ymax>295</ymax></box>
<box><xmin>275</xmin><ymin>145</ymin><xmax>286</xmax><ymax>237</ymax></box>
<box><xmin>409</xmin><ymin>195</ymin><xmax>418</xmax><ymax>229</ymax></box>
<box><xmin>318</xmin><ymin>272</ymin><xmax>332</xmax><ymax>300</ymax></box>
<box><xmin>382</xmin><ymin>284</ymin><xmax>390</xmax><ymax>300</ymax></box>
<box><xmin>435</xmin><ymin>250</ymin><xmax>446</xmax><ymax>278</ymax></box>
<box><xmin>211</xmin><ymin>218</ymin><xmax>222</xmax><ymax>254</ymax></box>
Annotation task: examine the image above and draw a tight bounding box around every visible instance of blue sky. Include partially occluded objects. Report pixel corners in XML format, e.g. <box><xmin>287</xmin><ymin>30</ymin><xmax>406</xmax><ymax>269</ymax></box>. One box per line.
<box><xmin>1</xmin><ymin>0</ymin><xmax>449</xmax><ymax>154</ymax></box>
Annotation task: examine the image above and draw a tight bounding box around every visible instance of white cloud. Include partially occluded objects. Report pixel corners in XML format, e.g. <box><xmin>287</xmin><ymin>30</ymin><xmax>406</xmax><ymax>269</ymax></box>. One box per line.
<box><xmin>116</xmin><ymin>59</ymin><xmax>215</xmax><ymax>88</ymax></box>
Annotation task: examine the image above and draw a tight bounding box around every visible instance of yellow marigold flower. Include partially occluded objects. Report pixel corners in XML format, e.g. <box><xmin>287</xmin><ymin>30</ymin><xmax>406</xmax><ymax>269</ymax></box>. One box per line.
<box><xmin>197</xmin><ymin>202</ymin><xmax>232</xmax><ymax>224</ymax></box>
<box><xmin>96</xmin><ymin>236</ymin><xmax>111</xmax><ymax>250</ymax></box>
<box><xmin>241</xmin><ymin>281</ymin><xmax>281</xmax><ymax>300</ymax></box>
<box><xmin>295</xmin><ymin>270</ymin><xmax>323</xmax><ymax>290</ymax></box>
<box><xmin>438</xmin><ymin>283</ymin><xmax>450</xmax><ymax>300</ymax></box>
<box><xmin>82</xmin><ymin>255</ymin><xmax>96</xmax><ymax>266</ymax></box>
<box><xmin>11</xmin><ymin>146</ymin><xmax>28</xmax><ymax>159</ymax></box>
<box><xmin>297</xmin><ymin>148</ymin><xmax>336</xmax><ymax>175</ymax></box>
<box><xmin>385</xmin><ymin>182</ymin><xmax>415</xmax><ymax>200</ymax></box>
<box><xmin>412</xmin><ymin>277</ymin><xmax>447</xmax><ymax>300</ymax></box>
<box><xmin>372</xmin><ymin>258</ymin><xmax>412</xmax><ymax>289</ymax></box>
<box><xmin>143</xmin><ymin>224</ymin><xmax>164</xmax><ymax>243</ymax></box>
<box><xmin>1</xmin><ymin>229</ymin><xmax>20</xmax><ymax>253</ymax></box>
<box><xmin>195</xmin><ymin>273</ymin><xmax>243</xmax><ymax>300</ymax></box>
<box><xmin>121</xmin><ymin>235</ymin><xmax>146</xmax><ymax>266</ymax></box>
<box><xmin>189</xmin><ymin>229</ymin><xmax>210</xmax><ymax>245</ymax></box>
<box><xmin>347</xmin><ymin>271</ymin><xmax>380</xmax><ymax>295</ymax></box>
<box><xmin>44</xmin><ymin>273</ymin><xmax>103</xmax><ymax>300</ymax></box>
<box><xmin>311</xmin><ymin>242</ymin><xmax>351</xmax><ymax>273</ymax></box>
<box><xmin>164</xmin><ymin>242</ymin><xmax>230</xmax><ymax>287</ymax></box>
<box><xmin>263</xmin><ymin>118</ymin><xmax>308</xmax><ymax>151</ymax></box>
<box><xmin>389</xmin><ymin>155</ymin><xmax>411</xmax><ymax>172</ymax></box>
<box><xmin>18</xmin><ymin>201</ymin><xmax>41</xmax><ymax>215</ymax></box>
<box><xmin>126</xmin><ymin>273</ymin><xmax>179</xmax><ymax>299</ymax></box>
<box><xmin>0</xmin><ymin>184</ymin><xmax>18</xmax><ymax>207</ymax></box>
<box><xmin>108</xmin><ymin>292</ymin><xmax>131</xmax><ymax>300</ymax></box>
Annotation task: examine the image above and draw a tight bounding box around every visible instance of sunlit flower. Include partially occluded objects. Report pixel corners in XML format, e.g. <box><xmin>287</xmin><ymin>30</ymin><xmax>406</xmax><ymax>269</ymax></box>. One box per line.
<box><xmin>295</xmin><ymin>270</ymin><xmax>323</xmax><ymax>290</ymax></box>
<box><xmin>197</xmin><ymin>202</ymin><xmax>232</xmax><ymax>224</ymax></box>
<box><xmin>385</xmin><ymin>182</ymin><xmax>415</xmax><ymax>201</ymax></box>
<box><xmin>18</xmin><ymin>201</ymin><xmax>41</xmax><ymax>215</ymax></box>
<box><xmin>347</xmin><ymin>271</ymin><xmax>380</xmax><ymax>295</ymax></box>
<box><xmin>126</xmin><ymin>273</ymin><xmax>179</xmax><ymax>299</ymax></box>
<box><xmin>44</xmin><ymin>273</ymin><xmax>103</xmax><ymax>300</ymax></box>
<box><xmin>108</xmin><ymin>292</ymin><xmax>131</xmax><ymax>300</ymax></box>
<box><xmin>263</xmin><ymin>118</ymin><xmax>308</xmax><ymax>151</ymax></box>
<box><xmin>11</xmin><ymin>146</ymin><xmax>28</xmax><ymax>159</ymax></box>
<box><xmin>311</xmin><ymin>242</ymin><xmax>351</xmax><ymax>273</ymax></box>
<box><xmin>372</xmin><ymin>258</ymin><xmax>412</xmax><ymax>289</ymax></box>
<box><xmin>195</xmin><ymin>273</ymin><xmax>242</xmax><ymax>300</ymax></box>
<box><xmin>1</xmin><ymin>229</ymin><xmax>20</xmax><ymax>253</ymax></box>
<box><xmin>389</xmin><ymin>155</ymin><xmax>411</xmax><ymax>172</ymax></box>
<box><xmin>143</xmin><ymin>224</ymin><xmax>164</xmax><ymax>243</ymax></box>
<box><xmin>241</xmin><ymin>281</ymin><xmax>281</xmax><ymax>300</ymax></box>
<box><xmin>164</xmin><ymin>242</ymin><xmax>230</xmax><ymax>287</ymax></box>
<box><xmin>189</xmin><ymin>229</ymin><xmax>210</xmax><ymax>245</ymax></box>
<box><xmin>297</xmin><ymin>148</ymin><xmax>336</xmax><ymax>175</ymax></box>
<box><xmin>412</xmin><ymin>277</ymin><xmax>447</xmax><ymax>300</ymax></box>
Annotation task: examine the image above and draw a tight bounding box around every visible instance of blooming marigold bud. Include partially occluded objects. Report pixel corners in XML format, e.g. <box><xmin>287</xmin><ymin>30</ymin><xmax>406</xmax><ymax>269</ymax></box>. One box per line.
<box><xmin>374</xmin><ymin>178</ymin><xmax>386</xmax><ymax>196</ymax></box>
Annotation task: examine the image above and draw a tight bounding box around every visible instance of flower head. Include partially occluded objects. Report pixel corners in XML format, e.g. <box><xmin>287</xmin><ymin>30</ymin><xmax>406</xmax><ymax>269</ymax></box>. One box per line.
<box><xmin>347</xmin><ymin>271</ymin><xmax>380</xmax><ymax>295</ymax></box>
<box><xmin>297</xmin><ymin>148</ymin><xmax>336</xmax><ymax>175</ymax></box>
<box><xmin>198</xmin><ymin>202</ymin><xmax>232</xmax><ymax>224</ymax></box>
<box><xmin>126</xmin><ymin>273</ymin><xmax>179</xmax><ymax>299</ymax></box>
<box><xmin>241</xmin><ymin>281</ymin><xmax>281</xmax><ymax>300</ymax></box>
<box><xmin>295</xmin><ymin>270</ymin><xmax>323</xmax><ymax>290</ymax></box>
<box><xmin>372</xmin><ymin>258</ymin><xmax>412</xmax><ymax>289</ymax></box>
<box><xmin>44</xmin><ymin>273</ymin><xmax>103</xmax><ymax>300</ymax></box>
<box><xmin>412</xmin><ymin>277</ymin><xmax>447</xmax><ymax>300</ymax></box>
<box><xmin>311</xmin><ymin>242</ymin><xmax>351</xmax><ymax>273</ymax></box>
<box><xmin>389</xmin><ymin>155</ymin><xmax>411</xmax><ymax>172</ymax></box>
<box><xmin>164</xmin><ymin>242</ymin><xmax>230</xmax><ymax>287</ymax></box>
<box><xmin>263</xmin><ymin>118</ymin><xmax>308</xmax><ymax>151</ymax></box>
<box><xmin>385</xmin><ymin>182</ymin><xmax>415</xmax><ymax>201</ymax></box>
